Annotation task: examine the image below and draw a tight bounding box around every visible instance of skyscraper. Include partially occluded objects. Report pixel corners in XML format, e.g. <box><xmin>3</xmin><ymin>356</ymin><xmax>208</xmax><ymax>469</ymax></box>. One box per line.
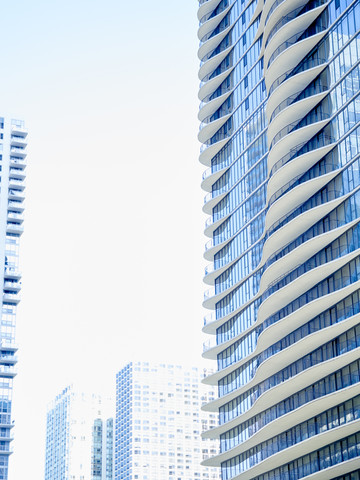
<box><xmin>198</xmin><ymin>0</ymin><xmax>360</xmax><ymax>478</ymax></box>
<box><xmin>0</xmin><ymin>118</ymin><xmax>27</xmax><ymax>480</ymax></box>
<box><xmin>115</xmin><ymin>362</ymin><xmax>220</xmax><ymax>480</ymax></box>
<box><xmin>45</xmin><ymin>386</ymin><xmax>113</xmax><ymax>480</ymax></box>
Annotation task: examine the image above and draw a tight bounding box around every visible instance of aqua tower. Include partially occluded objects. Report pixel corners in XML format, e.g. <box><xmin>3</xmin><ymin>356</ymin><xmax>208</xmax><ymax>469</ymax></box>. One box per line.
<box><xmin>198</xmin><ymin>0</ymin><xmax>360</xmax><ymax>478</ymax></box>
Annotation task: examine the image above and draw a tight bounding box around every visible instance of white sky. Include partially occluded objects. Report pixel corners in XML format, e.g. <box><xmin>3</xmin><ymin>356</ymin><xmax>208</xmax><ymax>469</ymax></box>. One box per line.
<box><xmin>0</xmin><ymin>1</ymin><xmax>214</xmax><ymax>478</ymax></box>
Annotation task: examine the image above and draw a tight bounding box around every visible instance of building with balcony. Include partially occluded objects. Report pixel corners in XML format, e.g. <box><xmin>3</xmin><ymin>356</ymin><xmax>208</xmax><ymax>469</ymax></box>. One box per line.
<box><xmin>0</xmin><ymin>117</ymin><xmax>27</xmax><ymax>480</ymax></box>
<box><xmin>115</xmin><ymin>362</ymin><xmax>220</xmax><ymax>480</ymax></box>
<box><xmin>198</xmin><ymin>0</ymin><xmax>360</xmax><ymax>478</ymax></box>
<box><xmin>45</xmin><ymin>386</ymin><xmax>113</xmax><ymax>480</ymax></box>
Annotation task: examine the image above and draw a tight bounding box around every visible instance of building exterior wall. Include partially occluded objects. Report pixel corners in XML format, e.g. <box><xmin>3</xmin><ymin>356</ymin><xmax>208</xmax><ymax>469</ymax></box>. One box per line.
<box><xmin>91</xmin><ymin>417</ymin><xmax>114</xmax><ymax>480</ymax></box>
<box><xmin>45</xmin><ymin>386</ymin><xmax>113</xmax><ymax>480</ymax></box>
<box><xmin>198</xmin><ymin>0</ymin><xmax>360</xmax><ymax>478</ymax></box>
<box><xmin>115</xmin><ymin>362</ymin><xmax>220</xmax><ymax>480</ymax></box>
<box><xmin>0</xmin><ymin>118</ymin><xmax>27</xmax><ymax>480</ymax></box>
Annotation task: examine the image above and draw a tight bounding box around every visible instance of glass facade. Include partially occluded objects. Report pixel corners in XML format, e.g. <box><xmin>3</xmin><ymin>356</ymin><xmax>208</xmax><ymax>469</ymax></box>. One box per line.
<box><xmin>0</xmin><ymin>118</ymin><xmax>27</xmax><ymax>480</ymax></box>
<box><xmin>198</xmin><ymin>0</ymin><xmax>360</xmax><ymax>477</ymax></box>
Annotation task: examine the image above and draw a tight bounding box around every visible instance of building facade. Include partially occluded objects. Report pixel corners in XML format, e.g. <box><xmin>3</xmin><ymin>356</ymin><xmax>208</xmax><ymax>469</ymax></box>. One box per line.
<box><xmin>198</xmin><ymin>0</ymin><xmax>360</xmax><ymax>478</ymax></box>
<box><xmin>91</xmin><ymin>418</ymin><xmax>114</xmax><ymax>480</ymax></box>
<box><xmin>45</xmin><ymin>386</ymin><xmax>113</xmax><ymax>480</ymax></box>
<box><xmin>115</xmin><ymin>362</ymin><xmax>220</xmax><ymax>480</ymax></box>
<box><xmin>0</xmin><ymin>118</ymin><xmax>27</xmax><ymax>480</ymax></box>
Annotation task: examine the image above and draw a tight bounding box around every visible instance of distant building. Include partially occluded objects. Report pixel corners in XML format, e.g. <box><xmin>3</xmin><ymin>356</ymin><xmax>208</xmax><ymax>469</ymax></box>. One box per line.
<box><xmin>45</xmin><ymin>386</ymin><xmax>113</xmax><ymax>480</ymax></box>
<box><xmin>115</xmin><ymin>361</ymin><xmax>220</xmax><ymax>480</ymax></box>
<box><xmin>0</xmin><ymin>118</ymin><xmax>27</xmax><ymax>480</ymax></box>
<box><xmin>91</xmin><ymin>417</ymin><xmax>114</xmax><ymax>480</ymax></box>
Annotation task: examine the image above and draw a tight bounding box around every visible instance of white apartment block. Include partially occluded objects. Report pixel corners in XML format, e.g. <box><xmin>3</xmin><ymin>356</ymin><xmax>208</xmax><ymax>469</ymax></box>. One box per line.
<box><xmin>115</xmin><ymin>361</ymin><xmax>220</xmax><ymax>480</ymax></box>
<box><xmin>45</xmin><ymin>386</ymin><xmax>113</xmax><ymax>480</ymax></box>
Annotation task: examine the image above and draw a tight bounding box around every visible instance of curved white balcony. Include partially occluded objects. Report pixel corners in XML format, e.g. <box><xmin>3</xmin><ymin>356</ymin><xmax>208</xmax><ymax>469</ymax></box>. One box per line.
<box><xmin>267</xmin><ymin>61</ymin><xmax>327</xmax><ymax>121</ymax></box>
<box><xmin>267</xmin><ymin>118</ymin><xmax>330</xmax><ymax>172</ymax></box>
<box><xmin>264</xmin><ymin>3</ymin><xmax>328</xmax><ymax>69</ymax></box>
<box><xmin>201</xmin><ymin>164</ymin><xmax>229</xmax><ymax>191</ymax></box>
<box><xmin>265</xmin><ymin>31</ymin><xmax>328</xmax><ymax>92</ymax></box>
<box><xmin>198</xmin><ymin>6</ymin><xmax>232</xmax><ymax>42</ymax></box>
<box><xmin>198</xmin><ymin>67</ymin><xmax>234</xmax><ymax>101</ymax></box>
<box><xmin>203</xmin><ymin>190</ymin><xmax>227</xmax><ymax>214</ymax></box>
<box><xmin>266</xmin><ymin>142</ymin><xmax>335</xmax><ymax>201</ymax></box>
<box><xmin>202</xmin><ymin>383</ymin><xmax>360</xmax><ymax>459</ymax></box>
<box><xmin>262</xmin><ymin>0</ymin><xmax>309</xmax><ymax>50</ymax></box>
<box><xmin>198</xmin><ymin>113</ymin><xmax>231</xmax><ymax>144</ymax></box>
<box><xmin>199</xmin><ymin>137</ymin><xmax>229</xmax><ymax>166</ymax></box>
<box><xmin>260</xmin><ymin>193</ymin><xmax>350</xmax><ymax>266</ymax></box>
<box><xmin>198</xmin><ymin>26</ymin><xmax>232</xmax><ymax>63</ymax></box>
<box><xmin>203</xmin><ymin>234</ymin><xmax>233</xmax><ymax>261</ymax></box>
<box><xmin>203</xmin><ymin>262</ymin><xmax>261</xmax><ymax>310</ymax></box>
<box><xmin>204</xmin><ymin>311</ymin><xmax>360</xmax><ymax>415</ymax></box>
<box><xmin>204</xmin><ymin>209</ymin><xmax>231</xmax><ymax>238</ymax></box>
<box><xmin>267</xmin><ymin>89</ymin><xmax>329</xmax><ymax>146</ymax></box>
<box><xmin>199</xmin><ymin>46</ymin><xmax>233</xmax><ymax>81</ymax></box>
<box><xmin>198</xmin><ymin>0</ymin><xmax>222</xmax><ymax>21</ymax></box>
<box><xmin>229</xmin><ymin>420</ymin><xmax>360</xmax><ymax>480</ymax></box>
<box><xmin>202</xmin><ymin>347</ymin><xmax>360</xmax><ymax>420</ymax></box>
<box><xmin>198</xmin><ymin>90</ymin><xmax>232</xmax><ymax>122</ymax></box>
<box><xmin>264</xmin><ymin>170</ymin><xmax>338</xmax><ymax>231</ymax></box>
<box><xmin>203</xmin><ymin>254</ymin><xmax>240</xmax><ymax>285</ymax></box>
<box><xmin>257</xmin><ymin>248</ymin><xmax>360</xmax><ymax>327</ymax></box>
<box><xmin>260</xmin><ymin>219</ymin><xmax>359</xmax><ymax>292</ymax></box>
<box><xmin>202</xmin><ymin>354</ymin><xmax>360</xmax><ymax>440</ymax></box>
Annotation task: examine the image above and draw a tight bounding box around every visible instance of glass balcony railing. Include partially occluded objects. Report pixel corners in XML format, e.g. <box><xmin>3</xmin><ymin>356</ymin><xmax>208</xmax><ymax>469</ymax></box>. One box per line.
<box><xmin>204</xmin><ymin>311</ymin><xmax>216</xmax><ymax>326</ymax></box>
<box><xmin>199</xmin><ymin>0</ymin><xmax>232</xmax><ymax>27</ymax></box>
<box><xmin>205</xmin><ymin>238</ymin><xmax>214</xmax><ymax>252</ymax></box>
<box><xmin>267</xmin><ymin>24</ymin><xmax>328</xmax><ymax>69</ymax></box>
<box><xmin>270</xmin><ymin>111</ymin><xmax>330</xmax><ymax>150</ymax></box>
<box><xmin>268</xmin><ymin>160</ymin><xmax>340</xmax><ymax>208</ymax></box>
<box><xmin>269</xmin><ymin>188</ymin><xmax>344</xmax><ymax>237</ymax></box>
<box><xmin>265</xmin><ymin>0</ymin><xmax>327</xmax><ymax>48</ymax></box>
<box><xmin>270</xmin><ymin>83</ymin><xmax>329</xmax><ymax>122</ymax></box>
<box><xmin>268</xmin><ymin>56</ymin><xmax>327</xmax><ymax>97</ymax></box>
<box><xmin>270</xmin><ymin>133</ymin><xmax>335</xmax><ymax>176</ymax></box>
<box><xmin>203</xmin><ymin>337</ymin><xmax>217</xmax><ymax>353</ymax></box>
<box><xmin>265</xmin><ymin>0</ymin><xmax>286</xmax><ymax>26</ymax></box>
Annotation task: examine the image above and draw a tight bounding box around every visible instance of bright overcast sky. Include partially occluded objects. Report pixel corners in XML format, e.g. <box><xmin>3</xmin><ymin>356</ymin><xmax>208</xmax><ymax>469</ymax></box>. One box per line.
<box><xmin>0</xmin><ymin>1</ymin><xmax>212</xmax><ymax>478</ymax></box>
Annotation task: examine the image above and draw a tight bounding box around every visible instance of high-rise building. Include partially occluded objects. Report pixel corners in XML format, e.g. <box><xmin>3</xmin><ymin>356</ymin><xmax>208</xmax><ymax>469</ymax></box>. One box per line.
<box><xmin>198</xmin><ymin>0</ymin><xmax>360</xmax><ymax>478</ymax></box>
<box><xmin>115</xmin><ymin>362</ymin><xmax>220</xmax><ymax>480</ymax></box>
<box><xmin>0</xmin><ymin>118</ymin><xmax>27</xmax><ymax>480</ymax></box>
<box><xmin>45</xmin><ymin>386</ymin><xmax>113</xmax><ymax>480</ymax></box>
